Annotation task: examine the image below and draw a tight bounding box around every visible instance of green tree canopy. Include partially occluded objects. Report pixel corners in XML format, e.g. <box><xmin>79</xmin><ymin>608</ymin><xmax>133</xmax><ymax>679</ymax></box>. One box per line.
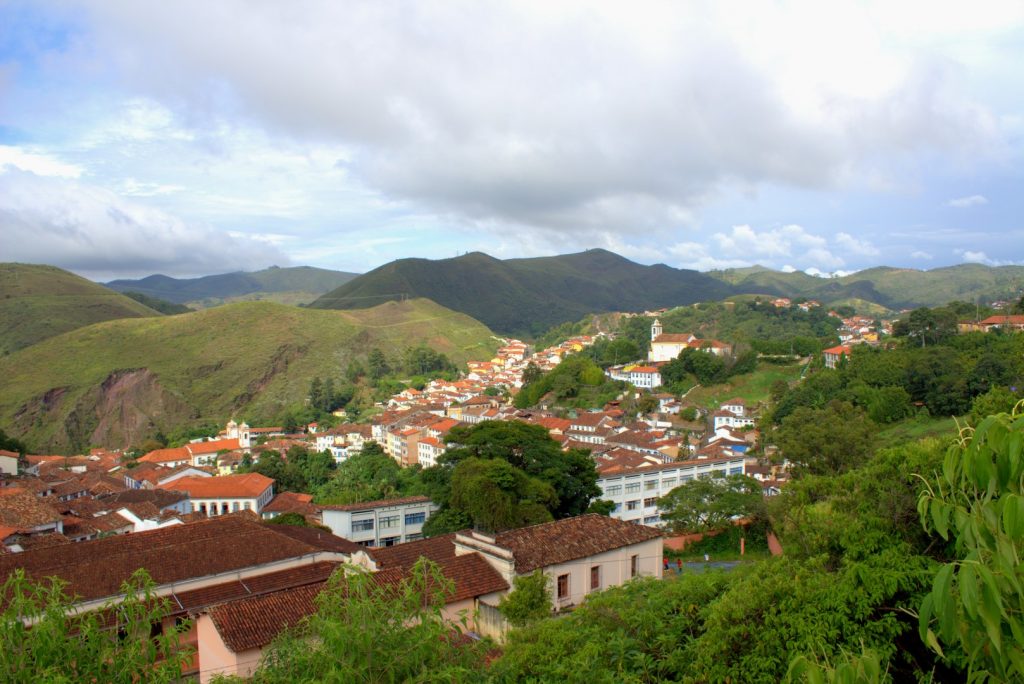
<box><xmin>774</xmin><ymin>400</ymin><xmax>875</xmax><ymax>476</ymax></box>
<box><xmin>658</xmin><ymin>474</ymin><xmax>765</xmax><ymax>534</ymax></box>
<box><xmin>498</xmin><ymin>570</ymin><xmax>553</xmax><ymax>628</ymax></box>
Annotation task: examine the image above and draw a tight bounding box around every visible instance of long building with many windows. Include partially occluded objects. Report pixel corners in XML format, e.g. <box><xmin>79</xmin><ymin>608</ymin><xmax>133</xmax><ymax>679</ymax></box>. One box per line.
<box><xmin>596</xmin><ymin>455</ymin><xmax>746</xmax><ymax>527</ymax></box>
<box><xmin>320</xmin><ymin>495</ymin><xmax>438</xmax><ymax>547</ymax></box>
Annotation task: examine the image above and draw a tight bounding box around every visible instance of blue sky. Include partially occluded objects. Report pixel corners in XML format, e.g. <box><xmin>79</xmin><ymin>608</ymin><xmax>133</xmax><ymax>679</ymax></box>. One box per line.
<box><xmin>0</xmin><ymin>1</ymin><xmax>1022</xmax><ymax>280</ymax></box>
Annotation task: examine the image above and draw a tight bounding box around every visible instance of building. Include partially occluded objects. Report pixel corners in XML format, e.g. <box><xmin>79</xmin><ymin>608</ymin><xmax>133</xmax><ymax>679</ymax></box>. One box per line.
<box><xmin>628</xmin><ymin>366</ymin><xmax>663</xmax><ymax>389</ymax></box>
<box><xmin>596</xmin><ymin>455</ymin><xmax>746</xmax><ymax>526</ymax></box>
<box><xmin>978</xmin><ymin>314</ymin><xmax>1024</xmax><ymax>332</ymax></box>
<box><xmin>648</xmin><ymin>319</ymin><xmax>698</xmax><ymax>362</ymax></box>
<box><xmin>320</xmin><ymin>495</ymin><xmax>438</xmax><ymax>547</ymax></box>
<box><xmin>159</xmin><ymin>473</ymin><xmax>275</xmax><ymax>516</ymax></box>
<box><xmin>452</xmin><ymin>514</ymin><xmax>663</xmax><ymax>633</ymax></box>
<box><xmin>0</xmin><ymin>449</ymin><xmax>19</xmax><ymax>476</ymax></box>
<box><xmin>823</xmin><ymin>344</ymin><xmax>853</xmax><ymax>369</ymax></box>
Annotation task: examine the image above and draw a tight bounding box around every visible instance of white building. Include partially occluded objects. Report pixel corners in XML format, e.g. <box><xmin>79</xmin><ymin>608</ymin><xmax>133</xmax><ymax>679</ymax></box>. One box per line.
<box><xmin>647</xmin><ymin>320</ymin><xmax>698</xmax><ymax>363</ymax></box>
<box><xmin>596</xmin><ymin>455</ymin><xmax>746</xmax><ymax>527</ymax></box>
<box><xmin>628</xmin><ymin>366</ymin><xmax>662</xmax><ymax>389</ymax></box>
<box><xmin>320</xmin><ymin>496</ymin><xmax>438</xmax><ymax>547</ymax></box>
<box><xmin>159</xmin><ymin>473</ymin><xmax>275</xmax><ymax>516</ymax></box>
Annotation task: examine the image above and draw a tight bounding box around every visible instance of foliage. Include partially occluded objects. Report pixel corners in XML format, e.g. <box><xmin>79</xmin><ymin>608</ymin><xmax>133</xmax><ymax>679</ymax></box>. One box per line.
<box><xmin>658</xmin><ymin>474</ymin><xmax>764</xmax><ymax>534</ymax></box>
<box><xmin>498</xmin><ymin>570</ymin><xmax>553</xmax><ymax>628</ymax></box>
<box><xmin>581</xmin><ymin>337</ymin><xmax>643</xmax><ymax>368</ymax></box>
<box><xmin>0</xmin><ymin>568</ymin><xmax>192</xmax><ymax>683</ymax></box>
<box><xmin>658</xmin><ymin>298</ymin><xmax>841</xmax><ymax>348</ymax></box>
<box><xmin>774</xmin><ymin>401</ymin><xmax>876</xmax><ymax>476</ymax></box>
<box><xmin>244</xmin><ymin>445</ymin><xmax>335</xmax><ymax>493</ymax></box>
<box><xmin>892</xmin><ymin>306</ymin><xmax>958</xmax><ymax>347</ymax></box>
<box><xmin>514</xmin><ymin>355</ymin><xmax>625</xmax><ymax>409</ymax></box>
<box><xmin>0</xmin><ymin>428</ymin><xmax>25</xmax><ymax>454</ymax></box>
<box><xmin>225</xmin><ymin>559</ymin><xmax>488</xmax><ymax>683</ymax></box>
<box><xmin>786</xmin><ymin>648</ymin><xmax>890</xmax><ymax>684</ymax></box>
<box><xmin>121</xmin><ymin>290</ymin><xmax>193</xmax><ymax>315</ymax></box>
<box><xmin>422</xmin><ymin>421</ymin><xmax>600</xmax><ymax>534</ymax></box>
<box><xmin>315</xmin><ymin>442</ymin><xmax>421</xmax><ymax>505</ymax></box>
<box><xmin>968</xmin><ymin>386</ymin><xmax>1023</xmax><ymax>425</ymax></box>
<box><xmin>916</xmin><ymin>407</ymin><xmax>1024</xmax><ymax>681</ymax></box>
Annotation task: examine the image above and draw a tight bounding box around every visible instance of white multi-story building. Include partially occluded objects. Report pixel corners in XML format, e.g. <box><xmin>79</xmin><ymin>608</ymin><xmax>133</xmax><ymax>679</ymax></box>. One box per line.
<box><xmin>596</xmin><ymin>456</ymin><xmax>746</xmax><ymax>527</ymax></box>
<box><xmin>159</xmin><ymin>473</ymin><xmax>275</xmax><ymax>516</ymax></box>
<box><xmin>320</xmin><ymin>496</ymin><xmax>438</xmax><ymax>547</ymax></box>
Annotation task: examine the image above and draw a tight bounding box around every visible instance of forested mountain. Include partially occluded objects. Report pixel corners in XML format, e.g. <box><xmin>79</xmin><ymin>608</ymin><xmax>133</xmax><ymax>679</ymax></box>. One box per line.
<box><xmin>0</xmin><ymin>299</ymin><xmax>495</xmax><ymax>452</ymax></box>
<box><xmin>0</xmin><ymin>263</ymin><xmax>162</xmax><ymax>355</ymax></box>
<box><xmin>311</xmin><ymin>249</ymin><xmax>733</xmax><ymax>336</ymax></box>
<box><xmin>105</xmin><ymin>265</ymin><xmax>358</xmax><ymax>306</ymax></box>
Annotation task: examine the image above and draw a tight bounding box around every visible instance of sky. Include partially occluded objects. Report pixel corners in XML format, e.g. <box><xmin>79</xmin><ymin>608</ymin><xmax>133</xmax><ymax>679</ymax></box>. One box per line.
<box><xmin>0</xmin><ymin>1</ymin><xmax>1022</xmax><ymax>280</ymax></box>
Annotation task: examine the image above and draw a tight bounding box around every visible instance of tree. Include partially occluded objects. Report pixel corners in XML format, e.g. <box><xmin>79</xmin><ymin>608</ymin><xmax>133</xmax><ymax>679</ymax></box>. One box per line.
<box><xmin>0</xmin><ymin>569</ymin><xmax>192</xmax><ymax>682</ymax></box>
<box><xmin>522</xmin><ymin>362</ymin><xmax>542</xmax><ymax>386</ymax></box>
<box><xmin>916</xmin><ymin>409</ymin><xmax>1024</xmax><ymax>681</ymax></box>
<box><xmin>308</xmin><ymin>377</ymin><xmax>325</xmax><ymax>413</ymax></box>
<box><xmin>244</xmin><ymin>559</ymin><xmax>487</xmax><ymax>683</ymax></box>
<box><xmin>315</xmin><ymin>442</ymin><xmax>419</xmax><ymax>505</ymax></box>
<box><xmin>498</xmin><ymin>570</ymin><xmax>553</xmax><ymax>627</ymax></box>
<box><xmin>658</xmin><ymin>474</ymin><xmax>764</xmax><ymax>534</ymax></box>
<box><xmin>774</xmin><ymin>400</ymin><xmax>875</xmax><ymax>476</ymax></box>
<box><xmin>367</xmin><ymin>348</ymin><xmax>389</xmax><ymax>380</ymax></box>
<box><xmin>449</xmin><ymin>458</ymin><xmax>556</xmax><ymax>532</ymax></box>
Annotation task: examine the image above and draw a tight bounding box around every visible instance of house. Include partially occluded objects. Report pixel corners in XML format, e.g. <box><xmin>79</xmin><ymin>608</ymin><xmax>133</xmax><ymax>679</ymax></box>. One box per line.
<box><xmin>159</xmin><ymin>473</ymin><xmax>275</xmax><ymax>516</ymax></box>
<box><xmin>628</xmin><ymin>366</ymin><xmax>662</xmax><ymax>389</ymax></box>
<box><xmin>138</xmin><ymin>439</ymin><xmax>243</xmax><ymax>469</ymax></box>
<box><xmin>822</xmin><ymin>344</ymin><xmax>853</xmax><ymax>369</ymax></box>
<box><xmin>0</xmin><ymin>449</ymin><xmax>19</xmax><ymax>476</ymax></box>
<box><xmin>124</xmin><ymin>463</ymin><xmax>212</xmax><ymax>490</ymax></box>
<box><xmin>978</xmin><ymin>314</ymin><xmax>1024</xmax><ymax>332</ymax></box>
<box><xmin>452</xmin><ymin>514</ymin><xmax>663</xmax><ymax>635</ymax></box>
<box><xmin>417</xmin><ymin>436</ymin><xmax>446</xmax><ymax>468</ymax></box>
<box><xmin>0</xmin><ymin>487</ymin><xmax>64</xmax><ymax>545</ymax></box>
<box><xmin>320</xmin><ymin>495</ymin><xmax>438</xmax><ymax>547</ymax></box>
<box><xmin>596</xmin><ymin>455</ymin><xmax>746</xmax><ymax>526</ymax></box>
<box><xmin>261</xmin><ymin>491</ymin><xmax>321</xmax><ymax>524</ymax></box>
<box><xmin>0</xmin><ymin>515</ymin><xmax>362</xmax><ymax>681</ymax></box>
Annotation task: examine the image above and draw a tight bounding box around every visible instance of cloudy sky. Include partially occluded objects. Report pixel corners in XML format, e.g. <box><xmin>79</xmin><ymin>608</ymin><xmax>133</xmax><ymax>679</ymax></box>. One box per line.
<box><xmin>1</xmin><ymin>1</ymin><xmax>1022</xmax><ymax>280</ymax></box>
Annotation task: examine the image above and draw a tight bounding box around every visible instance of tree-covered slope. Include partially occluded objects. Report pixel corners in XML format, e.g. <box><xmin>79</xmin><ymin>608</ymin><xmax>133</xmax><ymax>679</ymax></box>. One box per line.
<box><xmin>105</xmin><ymin>265</ymin><xmax>358</xmax><ymax>306</ymax></box>
<box><xmin>0</xmin><ymin>299</ymin><xmax>496</xmax><ymax>451</ymax></box>
<box><xmin>311</xmin><ymin>249</ymin><xmax>733</xmax><ymax>336</ymax></box>
<box><xmin>0</xmin><ymin>263</ymin><xmax>162</xmax><ymax>355</ymax></box>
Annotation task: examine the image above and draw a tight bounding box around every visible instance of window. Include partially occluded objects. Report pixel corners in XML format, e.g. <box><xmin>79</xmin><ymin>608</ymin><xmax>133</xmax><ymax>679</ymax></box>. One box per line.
<box><xmin>644</xmin><ymin>515</ymin><xmax>661</xmax><ymax>524</ymax></box>
<box><xmin>590</xmin><ymin>565</ymin><xmax>600</xmax><ymax>591</ymax></box>
<box><xmin>232</xmin><ymin>502</ymin><xmax>239</xmax><ymax>512</ymax></box>
<box><xmin>643</xmin><ymin>497</ymin><xmax>657</xmax><ymax>508</ymax></box>
<box><xmin>630</xmin><ymin>554</ymin><xmax>639</xmax><ymax>578</ymax></box>
<box><xmin>662</xmin><ymin>477</ymin><xmax>677</xmax><ymax>488</ymax></box>
<box><xmin>612</xmin><ymin>503</ymin><xmax>622</xmax><ymax>513</ymax></box>
<box><xmin>604</xmin><ymin>485</ymin><xmax>622</xmax><ymax>496</ymax></box>
<box><xmin>405</xmin><ymin>512</ymin><xmax>426</xmax><ymax>525</ymax></box>
<box><xmin>644</xmin><ymin>481</ymin><xmax>658</xmax><ymax>491</ymax></box>
<box><xmin>379</xmin><ymin>514</ymin><xmax>400</xmax><ymax>529</ymax></box>
<box><xmin>729</xmin><ymin>466</ymin><xmax>743</xmax><ymax>475</ymax></box>
<box><xmin>557</xmin><ymin>574</ymin><xmax>569</xmax><ymax>599</ymax></box>
<box><xmin>351</xmin><ymin>519</ymin><xmax>375</xmax><ymax>532</ymax></box>
<box><xmin>625</xmin><ymin>481</ymin><xmax>641</xmax><ymax>494</ymax></box>
<box><xmin>626</xmin><ymin>500</ymin><xmax>640</xmax><ymax>511</ymax></box>
<box><xmin>405</xmin><ymin>533</ymin><xmax>423</xmax><ymax>542</ymax></box>
<box><xmin>379</xmin><ymin>536</ymin><xmax>401</xmax><ymax>547</ymax></box>
<box><xmin>681</xmin><ymin>474</ymin><xmax>694</xmax><ymax>482</ymax></box>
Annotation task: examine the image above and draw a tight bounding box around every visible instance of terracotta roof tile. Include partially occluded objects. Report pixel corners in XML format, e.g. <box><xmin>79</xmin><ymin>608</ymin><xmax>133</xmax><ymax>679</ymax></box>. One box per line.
<box><xmin>368</xmin><ymin>533</ymin><xmax>457</xmax><ymax>570</ymax></box>
<box><xmin>159</xmin><ymin>473</ymin><xmax>273</xmax><ymax>499</ymax></box>
<box><xmin>319</xmin><ymin>495</ymin><xmax>431</xmax><ymax>513</ymax></box>
<box><xmin>487</xmin><ymin>514</ymin><xmax>662</xmax><ymax>574</ymax></box>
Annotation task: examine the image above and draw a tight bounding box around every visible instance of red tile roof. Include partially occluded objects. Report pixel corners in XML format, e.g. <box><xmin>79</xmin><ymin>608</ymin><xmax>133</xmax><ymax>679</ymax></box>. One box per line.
<box><xmin>980</xmin><ymin>314</ymin><xmax>1024</xmax><ymax>325</ymax></box>
<box><xmin>0</xmin><ymin>488</ymin><xmax>62</xmax><ymax>529</ymax></box>
<box><xmin>368</xmin><ymin>533</ymin><xmax>457</xmax><ymax>570</ymax></box>
<box><xmin>0</xmin><ymin>515</ymin><xmax>344</xmax><ymax>605</ymax></box>
<box><xmin>159</xmin><ymin>473</ymin><xmax>273</xmax><ymax>499</ymax></box>
<box><xmin>138</xmin><ymin>447</ymin><xmax>191</xmax><ymax>464</ymax></box>
<box><xmin>484</xmin><ymin>514</ymin><xmax>662</xmax><ymax>574</ymax></box>
<box><xmin>186</xmin><ymin>438</ymin><xmax>241</xmax><ymax>455</ymax></box>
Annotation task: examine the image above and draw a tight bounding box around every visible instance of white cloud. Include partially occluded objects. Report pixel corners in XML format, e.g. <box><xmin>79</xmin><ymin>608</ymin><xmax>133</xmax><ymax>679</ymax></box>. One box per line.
<box><xmin>0</xmin><ymin>167</ymin><xmax>289</xmax><ymax>278</ymax></box>
<box><xmin>835</xmin><ymin>232</ymin><xmax>880</xmax><ymax>256</ymax></box>
<box><xmin>947</xmin><ymin>194</ymin><xmax>989</xmax><ymax>208</ymax></box>
<box><xmin>0</xmin><ymin>145</ymin><xmax>83</xmax><ymax>178</ymax></box>
<box><xmin>910</xmin><ymin>250</ymin><xmax>933</xmax><ymax>260</ymax></box>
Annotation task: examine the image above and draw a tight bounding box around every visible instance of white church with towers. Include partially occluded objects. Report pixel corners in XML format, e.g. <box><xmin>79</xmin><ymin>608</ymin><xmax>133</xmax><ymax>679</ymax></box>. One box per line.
<box><xmin>648</xmin><ymin>319</ymin><xmax>732</xmax><ymax>362</ymax></box>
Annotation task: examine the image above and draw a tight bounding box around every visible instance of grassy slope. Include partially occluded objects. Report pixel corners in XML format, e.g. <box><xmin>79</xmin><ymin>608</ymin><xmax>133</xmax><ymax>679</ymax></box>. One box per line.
<box><xmin>876</xmin><ymin>415</ymin><xmax>958</xmax><ymax>447</ymax></box>
<box><xmin>685</xmin><ymin>362</ymin><xmax>806</xmax><ymax>408</ymax></box>
<box><xmin>0</xmin><ymin>263</ymin><xmax>161</xmax><ymax>355</ymax></box>
<box><xmin>0</xmin><ymin>298</ymin><xmax>496</xmax><ymax>449</ymax></box>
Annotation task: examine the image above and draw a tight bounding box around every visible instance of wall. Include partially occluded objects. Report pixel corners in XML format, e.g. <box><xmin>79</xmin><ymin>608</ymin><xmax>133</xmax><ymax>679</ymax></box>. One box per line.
<box><xmin>541</xmin><ymin>537</ymin><xmax>663</xmax><ymax>612</ymax></box>
<box><xmin>195</xmin><ymin>614</ymin><xmax>262</xmax><ymax>683</ymax></box>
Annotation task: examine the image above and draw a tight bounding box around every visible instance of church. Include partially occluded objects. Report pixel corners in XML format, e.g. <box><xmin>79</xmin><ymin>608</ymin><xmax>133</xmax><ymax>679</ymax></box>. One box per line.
<box><xmin>647</xmin><ymin>319</ymin><xmax>732</xmax><ymax>362</ymax></box>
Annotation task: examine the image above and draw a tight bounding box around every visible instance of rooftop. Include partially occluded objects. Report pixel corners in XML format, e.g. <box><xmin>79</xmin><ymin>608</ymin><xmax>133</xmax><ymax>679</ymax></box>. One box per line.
<box><xmin>320</xmin><ymin>495</ymin><xmax>432</xmax><ymax>513</ymax></box>
<box><xmin>159</xmin><ymin>473</ymin><xmax>274</xmax><ymax>499</ymax></box>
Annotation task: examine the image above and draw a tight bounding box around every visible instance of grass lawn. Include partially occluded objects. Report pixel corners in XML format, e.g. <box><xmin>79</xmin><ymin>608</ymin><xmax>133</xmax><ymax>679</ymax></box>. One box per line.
<box><xmin>686</xmin><ymin>362</ymin><xmax>805</xmax><ymax>408</ymax></box>
<box><xmin>877</xmin><ymin>414</ymin><xmax>959</xmax><ymax>447</ymax></box>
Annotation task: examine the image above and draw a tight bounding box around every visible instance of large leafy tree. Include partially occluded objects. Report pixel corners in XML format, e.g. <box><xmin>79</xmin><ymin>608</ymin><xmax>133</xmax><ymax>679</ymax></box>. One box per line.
<box><xmin>498</xmin><ymin>570</ymin><xmax>553</xmax><ymax>628</ymax></box>
<box><xmin>0</xmin><ymin>569</ymin><xmax>192</xmax><ymax>683</ymax></box>
<box><xmin>774</xmin><ymin>400</ymin><xmax>875</xmax><ymax>476</ymax></box>
<box><xmin>658</xmin><ymin>474</ymin><xmax>764</xmax><ymax>534</ymax></box>
<box><xmin>315</xmin><ymin>442</ymin><xmax>420</xmax><ymax>505</ymax></box>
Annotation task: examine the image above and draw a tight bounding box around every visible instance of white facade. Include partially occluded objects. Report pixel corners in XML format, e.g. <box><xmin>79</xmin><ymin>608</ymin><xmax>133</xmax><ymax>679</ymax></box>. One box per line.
<box><xmin>189</xmin><ymin>487</ymin><xmax>274</xmax><ymax>516</ymax></box>
<box><xmin>0</xmin><ymin>453</ymin><xmax>18</xmax><ymax>476</ymax></box>
<box><xmin>597</xmin><ymin>457</ymin><xmax>746</xmax><ymax>527</ymax></box>
<box><xmin>628</xmin><ymin>368</ymin><xmax>662</xmax><ymax>389</ymax></box>
<box><xmin>321</xmin><ymin>498</ymin><xmax>439</xmax><ymax>547</ymax></box>
<box><xmin>712</xmin><ymin>412</ymin><xmax>756</xmax><ymax>431</ymax></box>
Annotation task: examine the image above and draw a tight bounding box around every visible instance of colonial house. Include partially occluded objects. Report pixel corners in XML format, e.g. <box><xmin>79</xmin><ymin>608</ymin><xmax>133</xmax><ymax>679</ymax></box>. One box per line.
<box><xmin>451</xmin><ymin>514</ymin><xmax>663</xmax><ymax>635</ymax></box>
<box><xmin>159</xmin><ymin>473</ymin><xmax>275</xmax><ymax>516</ymax></box>
<box><xmin>138</xmin><ymin>438</ymin><xmax>243</xmax><ymax>469</ymax></box>
<box><xmin>628</xmin><ymin>366</ymin><xmax>663</xmax><ymax>389</ymax></box>
<box><xmin>823</xmin><ymin>344</ymin><xmax>853</xmax><ymax>369</ymax></box>
<box><xmin>320</xmin><ymin>495</ymin><xmax>438</xmax><ymax>547</ymax></box>
<box><xmin>648</xmin><ymin>319</ymin><xmax>698</xmax><ymax>362</ymax></box>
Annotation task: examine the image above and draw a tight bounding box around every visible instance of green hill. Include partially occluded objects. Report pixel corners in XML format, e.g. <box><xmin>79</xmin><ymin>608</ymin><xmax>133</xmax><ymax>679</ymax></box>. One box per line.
<box><xmin>0</xmin><ymin>299</ymin><xmax>496</xmax><ymax>452</ymax></box>
<box><xmin>0</xmin><ymin>264</ymin><xmax>162</xmax><ymax>355</ymax></box>
<box><xmin>105</xmin><ymin>265</ymin><xmax>359</xmax><ymax>307</ymax></box>
<box><xmin>311</xmin><ymin>249</ymin><xmax>733</xmax><ymax>336</ymax></box>
<box><xmin>711</xmin><ymin>263</ymin><xmax>1024</xmax><ymax>310</ymax></box>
